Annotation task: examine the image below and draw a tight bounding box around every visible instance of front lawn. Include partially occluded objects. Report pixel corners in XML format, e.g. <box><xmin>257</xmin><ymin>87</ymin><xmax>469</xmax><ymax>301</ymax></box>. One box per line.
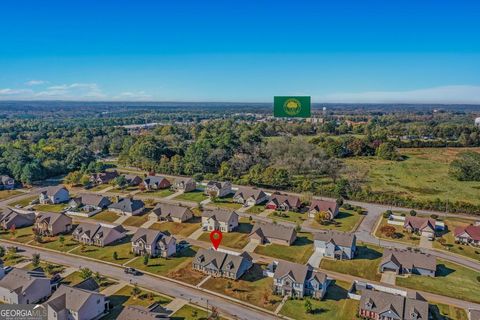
<box><xmin>70</xmin><ymin>236</ymin><xmax>134</xmax><ymax>264</ymax></box>
<box><xmin>433</xmin><ymin>218</ymin><xmax>480</xmax><ymax>262</ymax></box>
<box><xmin>0</xmin><ymin>227</ymin><xmax>34</xmax><ymax>243</ymax></box>
<box><xmin>143</xmin><ymin>189</ymin><xmax>175</xmax><ymax>198</ymax></box>
<box><xmin>198</xmin><ymin>221</ymin><xmax>252</xmax><ymax>249</ymax></box>
<box><xmin>33</xmin><ymin>203</ymin><xmax>67</xmax><ymax>213</ymax></box>
<box><xmin>246</xmin><ymin>205</ymin><xmax>266</xmax><ymax>214</ymax></box>
<box><xmin>33</xmin><ymin>234</ymin><xmax>79</xmax><ymax>252</ymax></box>
<box><xmin>430</xmin><ymin>303</ymin><xmax>468</xmax><ymax>320</ymax></box>
<box><xmin>2</xmin><ymin>253</ymin><xmax>26</xmax><ymax>266</ymax></box>
<box><xmin>174</xmin><ymin>190</ymin><xmax>208</xmax><ymax>203</ymax></box>
<box><xmin>61</xmin><ymin>271</ymin><xmax>117</xmax><ymax>291</ymax></box>
<box><xmin>0</xmin><ymin>190</ymin><xmax>22</xmax><ymax>200</ymax></box>
<box><xmin>123</xmin><ymin>214</ymin><xmax>149</xmax><ymax>227</ymax></box>
<box><xmin>209</xmin><ymin>195</ymin><xmax>243</xmax><ymax>210</ymax></box>
<box><xmin>254</xmin><ymin>232</ymin><xmax>314</xmax><ymax>264</ymax></box>
<box><xmin>88</xmin><ymin>184</ymin><xmax>111</xmax><ymax>192</ymax></box>
<box><xmin>8</xmin><ymin>195</ymin><xmax>37</xmax><ymax>207</ymax></box>
<box><xmin>22</xmin><ymin>261</ymin><xmax>65</xmax><ymax>274</ymax></box>
<box><xmin>279</xmin><ymin>280</ymin><xmax>360</xmax><ymax>320</ymax></box>
<box><xmin>397</xmin><ymin>259</ymin><xmax>480</xmax><ymax>304</ymax></box>
<box><xmin>171</xmin><ymin>305</ymin><xmax>222</xmax><ymax>320</ymax></box>
<box><xmin>374</xmin><ymin>216</ymin><xmax>421</xmax><ymax>245</ymax></box>
<box><xmin>90</xmin><ymin>210</ymin><xmax>119</xmax><ymax>223</ymax></box>
<box><xmin>149</xmin><ymin>217</ymin><xmax>201</xmax><ymax>237</ymax></box>
<box><xmin>201</xmin><ymin>264</ymin><xmax>282</xmax><ymax>311</ymax></box>
<box><xmin>269</xmin><ymin>210</ymin><xmax>307</xmax><ymax>225</ymax></box>
<box><xmin>310</xmin><ymin>209</ymin><xmax>364</xmax><ymax>232</ymax></box>
<box><xmin>320</xmin><ymin>244</ymin><xmax>383</xmax><ymax>281</ymax></box>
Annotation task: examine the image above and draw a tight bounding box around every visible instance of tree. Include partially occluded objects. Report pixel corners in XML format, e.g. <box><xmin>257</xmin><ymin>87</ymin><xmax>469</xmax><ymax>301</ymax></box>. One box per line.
<box><xmin>143</xmin><ymin>254</ymin><xmax>149</xmax><ymax>266</ymax></box>
<box><xmin>34</xmin><ymin>233</ymin><xmax>43</xmax><ymax>244</ymax></box>
<box><xmin>376</xmin><ymin>142</ymin><xmax>400</xmax><ymax>160</ymax></box>
<box><xmin>79</xmin><ymin>267</ymin><xmax>93</xmax><ymax>280</ymax></box>
<box><xmin>9</xmin><ymin>224</ymin><xmax>16</xmax><ymax>239</ymax></box>
<box><xmin>315</xmin><ymin>211</ymin><xmax>330</xmax><ymax>223</ymax></box>
<box><xmin>131</xmin><ymin>284</ymin><xmax>141</xmax><ymax>299</ymax></box>
<box><xmin>191</xmin><ymin>309</ymin><xmax>198</xmax><ymax>319</ymax></box>
<box><xmin>32</xmin><ymin>253</ymin><xmax>40</xmax><ymax>267</ymax></box>
<box><xmin>450</xmin><ymin>151</ymin><xmax>480</xmax><ymax>181</ymax></box>
<box><xmin>0</xmin><ymin>246</ymin><xmax>5</xmax><ymax>258</ymax></box>
<box><xmin>59</xmin><ymin>235</ymin><xmax>65</xmax><ymax>247</ymax></box>
<box><xmin>113</xmin><ymin>251</ymin><xmax>118</xmax><ymax>261</ymax></box>
<box><xmin>44</xmin><ymin>264</ymin><xmax>54</xmax><ymax>275</ymax></box>
<box><xmin>304</xmin><ymin>299</ymin><xmax>313</xmax><ymax>314</ymax></box>
<box><xmin>409</xmin><ymin>210</ymin><xmax>417</xmax><ymax>216</ymax></box>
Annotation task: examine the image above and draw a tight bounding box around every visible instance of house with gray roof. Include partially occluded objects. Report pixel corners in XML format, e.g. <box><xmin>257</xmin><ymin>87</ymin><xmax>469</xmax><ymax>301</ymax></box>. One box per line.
<box><xmin>173</xmin><ymin>177</ymin><xmax>196</xmax><ymax>193</ymax></box>
<box><xmin>201</xmin><ymin>209</ymin><xmax>239</xmax><ymax>233</ymax></box>
<box><xmin>233</xmin><ymin>187</ymin><xmax>269</xmax><ymax>206</ymax></box>
<box><xmin>403</xmin><ymin>216</ymin><xmax>436</xmax><ymax>239</ymax></box>
<box><xmin>0</xmin><ymin>268</ymin><xmax>52</xmax><ymax>304</ymax></box>
<box><xmin>149</xmin><ymin>203</ymin><xmax>193</xmax><ymax>223</ymax></box>
<box><xmin>124</xmin><ymin>174</ymin><xmax>143</xmax><ymax>186</ymax></box>
<box><xmin>143</xmin><ymin>176</ymin><xmax>171</xmax><ymax>190</ymax></box>
<box><xmin>89</xmin><ymin>171</ymin><xmax>119</xmax><ymax>185</ymax></box>
<box><xmin>266</xmin><ymin>193</ymin><xmax>302</xmax><ymax>212</ymax></box>
<box><xmin>308</xmin><ymin>199</ymin><xmax>339</xmax><ymax>219</ymax></box>
<box><xmin>0</xmin><ymin>209</ymin><xmax>35</xmax><ymax>229</ymax></box>
<box><xmin>34</xmin><ymin>212</ymin><xmax>72</xmax><ymax>236</ymax></box>
<box><xmin>72</xmin><ymin>222</ymin><xmax>126</xmax><ymax>247</ymax></box>
<box><xmin>132</xmin><ymin>228</ymin><xmax>176</xmax><ymax>258</ymax></box>
<box><xmin>314</xmin><ymin>231</ymin><xmax>357</xmax><ymax>260</ymax></box>
<box><xmin>359</xmin><ymin>289</ymin><xmax>429</xmax><ymax>320</ymax></box>
<box><xmin>0</xmin><ymin>175</ymin><xmax>15</xmax><ymax>190</ymax></box>
<box><xmin>109</xmin><ymin>197</ymin><xmax>145</xmax><ymax>216</ymax></box>
<box><xmin>69</xmin><ymin>194</ymin><xmax>112</xmax><ymax>212</ymax></box>
<box><xmin>380</xmin><ymin>249</ymin><xmax>436</xmax><ymax>277</ymax></box>
<box><xmin>39</xmin><ymin>185</ymin><xmax>70</xmax><ymax>204</ymax></box>
<box><xmin>192</xmin><ymin>248</ymin><xmax>253</xmax><ymax>280</ymax></box>
<box><xmin>45</xmin><ymin>284</ymin><xmax>108</xmax><ymax>320</ymax></box>
<box><xmin>469</xmin><ymin>309</ymin><xmax>480</xmax><ymax>320</ymax></box>
<box><xmin>205</xmin><ymin>181</ymin><xmax>233</xmax><ymax>198</ymax></box>
<box><xmin>117</xmin><ymin>304</ymin><xmax>170</xmax><ymax>320</ymax></box>
<box><xmin>273</xmin><ymin>261</ymin><xmax>330</xmax><ymax>299</ymax></box>
<box><xmin>249</xmin><ymin>222</ymin><xmax>297</xmax><ymax>246</ymax></box>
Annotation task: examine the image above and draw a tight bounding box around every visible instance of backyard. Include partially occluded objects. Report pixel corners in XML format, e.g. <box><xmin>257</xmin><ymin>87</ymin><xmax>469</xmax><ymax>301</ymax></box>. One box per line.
<box><xmin>70</xmin><ymin>236</ymin><xmax>135</xmax><ymax>263</ymax></box>
<box><xmin>174</xmin><ymin>189</ymin><xmax>208</xmax><ymax>203</ymax></box>
<box><xmin>254</xmin><ymin>232</ymin><xmax>314</xmax><ymax>264</ymax></box>
<box><xmin>149</xmin><ymin>217</ymin><xmax>202</xmax><ymax>237</ymax></box>
<box><xmin>310</xmin><ymin>208</ymin><xmax>364</xmax><ymax>232</ymax></box>
<box><xmin>198</xmin><ymin>220</ymin><xmax>252</xmax><ymax>249</ymax></box>
<box><xmin>90</xmin><ymin>210</ymin><xmax>120</xmax><ymax>223</ymax></box>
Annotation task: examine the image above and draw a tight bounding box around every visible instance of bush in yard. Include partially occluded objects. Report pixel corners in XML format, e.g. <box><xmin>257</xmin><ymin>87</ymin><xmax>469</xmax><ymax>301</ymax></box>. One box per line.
<box><xmin>342</xmin><ymin>203</ymin><xmax>353</xmax><ymax>210</ymax></box>
<box><xmin>31</xmin><ymin>253</ymin><xmax>40</xmax><ymax>267</ymax></box>
<box><xmin>477</xmin><ymin>276</ymin><xmax>480</xmax><ymax>283</ymax></box>
<box><xmin>380</xmin><ymin>226</ymin><xmax>396</xmax><ymax>238</ymax></box>
<box><xmin>0</xmin><ymin>246</ymin><xmax>5</xmax><ymax>258</ymax></box>
<box><xmin>304</xmin><ymin>299</ymin><xmax>313</xmax><ymax>314</ymax></box>
<box><xmin>113</xmin><ymin>251</ymin><xmax>118</xmax><ymax>260</ymax></box>
<box><xmin>356</xmin><ymin>207</ymin><xmax>364</xmax><ymax>215</ymax></box>
<box><xmin>143</xmin><ymin>254</ymin><xmax>149</xmax><ymax>266</ymax></box>
<box><xmin>79</xmin><ymin>267</ymin><xmax>93</xmax><ymax>280</ymax></box>
<box><xmin>383</xmin><ymin>210</ymin><xmax>392</xmax><ymax>218</ymax></box>
<box><xmin>430</xmin><ymin>214</ymin><xmax>439</xmax><ymax>220</ymax></box>
<box><xmin>409</xmin><ymin>210</ymin><xmax>417</xmax><ymax>216</ymax></box>
<box><xmin>131</xmin><ymin>284</ymin><xmax>141</xmax><ymax>299</ymax></box>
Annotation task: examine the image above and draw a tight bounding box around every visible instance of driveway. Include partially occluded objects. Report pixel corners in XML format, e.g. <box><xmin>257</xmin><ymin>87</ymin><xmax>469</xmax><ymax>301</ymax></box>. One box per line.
<box><xmin>419</xmin><ymin>236</ymin><xmax>433</xmax><ymax>249</ymax></box>
<box><xmin>243</xmin><ymin>240</ymin><xmax>259</xmax><ymax>253</ymax></box>
<box><xmin>380</xmin><ymin>271</ymin><xmax>397</xmax><ymax>285</ymax></box>
<box><xmin>307</xmin><ymin>249</ymin><xmax>324</xmax><ymax>268</ymax></box>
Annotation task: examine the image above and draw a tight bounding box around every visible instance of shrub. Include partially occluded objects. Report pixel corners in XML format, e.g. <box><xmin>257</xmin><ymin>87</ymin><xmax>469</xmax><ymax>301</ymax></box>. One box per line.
<box><xmin>409</xmin><ymin>210</ymin><xmax>417</xmax><ymax>216</ymax></box>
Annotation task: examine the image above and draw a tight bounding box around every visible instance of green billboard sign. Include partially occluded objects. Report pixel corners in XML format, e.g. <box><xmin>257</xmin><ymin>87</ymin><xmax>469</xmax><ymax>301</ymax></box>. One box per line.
<box><xmin>274</xmin><ymin>96</ymin><xmax>311</xmax><ymax>118</ymax></box>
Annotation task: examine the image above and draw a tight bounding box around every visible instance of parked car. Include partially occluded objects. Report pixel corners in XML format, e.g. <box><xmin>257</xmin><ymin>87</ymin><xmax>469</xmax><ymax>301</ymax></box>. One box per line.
<box><xmin>124</xmin><ymin>267</ymin><xmax>141</xmax><ymax>276</ymax></box>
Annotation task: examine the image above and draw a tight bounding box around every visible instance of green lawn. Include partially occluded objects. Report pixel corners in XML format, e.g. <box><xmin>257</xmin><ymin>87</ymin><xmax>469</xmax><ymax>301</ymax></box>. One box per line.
<box><xmin>209</xmin><ymin>194</ymin><xmax>243</xmax><ymax>210</ymax></box>
<box><xmin>149</xmin><ymin>217</ymin><xmax>201</xmax><ymax>237</ymax></box>
<box><xmin>0</xmin><ymin>227</ymin><xmax>34</xmax><ymax>243</ymax></box>
<box><xmin>70</xmin><ymin>236</ymin><xmax>134</xmax><ymax>264</ymax></box>
<box><xmin>103</xmin><ymin>285</ymin><xmax>172</xmax><ymax>320</ymax></box>
<box><xmin>268</xmin><ymin>210</ymin><xmax>307</xmax><ymax>225</ymax></box>
<box><xmin>2</xmin><ymin>253</ymin><xmax>26</xmax><ymax>266</ymax></box>
<box><xmin>126</xmin><ymin>246</ymin><xmax>206</xmax><ymax>286</ymax></box>
<box><xmin>33</xmin><ymin>234</ymin><xmax>79</xmax><ymax>252</ymax></box>
<box><xmin>22</xmin><ymin>261</ymin><xmax>65</xmax><ymax>274</ymax></box>
<box><xmin>171</xmin><ymin>305</ymin><xmax>221</xmax><ymax>320</ymax></box>
<box><xmin>198</xmin><ymin>221</ymin><xmax>252</xmax><ymax>249</ymax></box>
<box><xmin>88</xmin><ymin>184</ymin><xmax>111</xmax><ymax>192</ymax></box>
<box><xmin>246</xmin><ymin>205</ymin><xmax>266</xmax><ymax>214</ymax></box>
<box><xmin>90</xmin><ymin>210</ymin><xmax>119</xmax><ymax>223</ymax></box>
<box><xmin>345</xmin><ymin>147</ymin><xmax>480</xmax><ymax>205</ymax></box>
<box><xmin>174</xmin><ymin>189</ymin><xmax>208</xmax><ymax>203</ymax></box>
<box><xmin>254</xmin><ymin>232</ymin><xmax>314</xmax><ymax>264</ymax></box>
<box><xmin>33</xmin><ymin>203</ymin><xmax>67</xmax><ymax>213</ymax></box>
<box><xmin>280</xmin><ymin>280</ymin><xmax>360</xmax><ymax>320</ymax></box>
<box><xmin>320</xmin><ymin>244</ymin><xmax>383</xmax><ymax>281</ymax></box>
<box><xmin>8</xmin><ymin>195</ymin><xmax>37</xmax><ymax>207</ymax></box>
<box><xmin>430</xmin><ymin>303</ymin><xmax>468</xmax><ymax>320</ymax></box>
<box><xmin>143</xmin><ymin>189</ymin><xmax>175</xmax><ymax>198</ymax></box>
<box><xmin>0</xmin><ymin>190</ymin><xmax>22</xmax><ymax>200</ymax></box>
<box><xmin>374</xmin><ymin>216</ymin><xmax>421</xmax><ymax>245</ymax></box>
<box><xmin>123</xmin><ymin>214</ymin><xmax>149</xmax><ymax>227</ymax></box>
<box><xmin>310</xmin><ymin>209</ymin><xmax>364</xmax><ymax>232</ymax></box>
<box><xmin>201</xmin><ymin>264</ymin><xmax>282</xmax><ymax>311</ymax></box>
<box><xmin>397</xmin><ymin>259</ymin><xmax>480</xmax><ymax>304</ymax></box>
<box><xmin>433</xmin><ymin>218</ymin><xmax>480</xmax><ymax>262</ymax></box>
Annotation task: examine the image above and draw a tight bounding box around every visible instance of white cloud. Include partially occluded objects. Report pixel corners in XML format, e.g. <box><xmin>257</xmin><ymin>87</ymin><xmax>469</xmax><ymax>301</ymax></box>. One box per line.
<box><xmin>113</xmin><ymin>91</ymin><xmax>152</xmax><ymax>101</ymax></box>
<box><xmin>0</xmin><ymin>88</ymin><xmax>34</xmax><ymax>95</ymax></box>
<box><xmin>25</xmin><ymin>80</ymin><xmax>48</xmax><ymax>86</ymax></box>
<box><xmin>320</xmin><ymin>85</ymin><xmax>480</xmax><ymax>104</ymax></box>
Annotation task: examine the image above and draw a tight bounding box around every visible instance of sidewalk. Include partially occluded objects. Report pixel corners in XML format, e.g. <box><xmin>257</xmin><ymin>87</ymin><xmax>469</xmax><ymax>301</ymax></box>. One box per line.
<box><xmin>100</xmin><ymin>280</ymin><xmax>128</xmax><ymax>296</ymax></box>
<box><xmin>113</xmin><ymin>215</ymin><xmax>130</xmax><ymax>225</ymax></box>
<box><xmin>188</xmin><ymin>227</ymin><xmax>205</xmax><ymax>240</ymax></box>
<box><xmin>165</xmin><ymin>298</ymin><xmax>188</xmax><ymax>313</ymax></box>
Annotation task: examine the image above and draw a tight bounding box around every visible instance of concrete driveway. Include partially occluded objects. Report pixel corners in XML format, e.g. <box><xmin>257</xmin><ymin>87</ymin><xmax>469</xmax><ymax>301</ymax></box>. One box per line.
<box><xmin>307</xmin><ymin>250</ymin><xmax>324</xmax><ymax>268</ymax></box>
<box><xmin>380</xmin><ymin>271</ymin><xmax>397</xmax><ymax>285</ymax></box>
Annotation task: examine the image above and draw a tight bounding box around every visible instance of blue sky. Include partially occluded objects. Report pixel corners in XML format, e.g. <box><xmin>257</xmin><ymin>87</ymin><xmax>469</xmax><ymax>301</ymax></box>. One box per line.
<box><xmin>1</xmin><ymin>0</ymin><xmax>480</xmax><ymax>103</ymax></box>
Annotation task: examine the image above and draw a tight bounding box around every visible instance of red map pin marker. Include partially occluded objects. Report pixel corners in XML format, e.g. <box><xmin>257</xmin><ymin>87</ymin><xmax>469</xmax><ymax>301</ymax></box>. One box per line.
<box><xmin>209</xmin><ymin>230</ymin><xmax>223</xmax><ymax>250</ymax></box>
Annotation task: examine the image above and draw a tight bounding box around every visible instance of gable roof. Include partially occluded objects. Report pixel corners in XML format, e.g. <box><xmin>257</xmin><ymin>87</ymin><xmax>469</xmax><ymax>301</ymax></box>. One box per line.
<box><xmin>175</xmin><ymin>177</ymin><xmax>195</xmax><ymax>185</ymax></box>
<box><xmin>0</xmin><ymin>209</ymin><xmax>35</xmax><ymax>226</ymax></box>
<box><xmin>0</xmin><ymin>268</ymin><xmax>47</xmax><ymax>294</ymax></box>
<box><xmin>268</xmin><ymin>193</ymin><xmax>301</xmax><ymax>208</ymax></box>
<box><xmin>403</xmin><ymin>216</ymin><xmax>435</xmax><ymax>231</ymax></box>
<box><xmin>361</xmin><ymin>290</ymin><xmax>428</xmax><ymax>320</ymax></box>
<box><xmin>90</xmin><ymin>171</ymin><xmax>118</xmax><ymax>183</ymax></box>
<box><xmin>309</xmin><ymin>199</ymin><xmax>338</xmax><ymax>213</ymax></box>
<box><xmin>273</xmin><ymin>261</ymin><xmax>309</xmax><ymax>283</ymax></box>
<box><xmin>194</xmin><ymin>248</ymin><xmax>251</xmax><ymax>274</ymax></box>
<box><xmin>454</xmin><ymin>225</ymin><xmax>480</xmax><ymax>241</ymax></box>
<box><xmin>249</xmin><ymin>222</ymin><xmax>296</xmax><ymax>243</ymax></box>
<box><xmin>143</xmin><ymin>176</ymin><xmax>169</xmax><ymax>186</ymax></box>
<box><xmin>206</xmin><ymin>181</ymin><xmax>230</xmax><ymax>189</ymax></box>
<box><xmin>381</xmin><ymin>249</ymin><xmax>436</xmax><ymax>272</ymax></box>
<box><xmin>109</xmin><ymin>197</ymin><xmax>145</xmax><ymax>213</ymax></box>
<box><xmin>313</xmin><ymin>230</ymin><xmax>356</xmax><ymax>247</ymax></box>
<box><xmin>73</xmin><ymin>222</ymin><xmax>126</xmax><ymax>241</ymax></box>
<box><xmin>43</xmin><ymin>185</ymin><xmax>68</xmax><ymax>197</ymax></box>
<box><xmin>74</xmin><ymin>194</ymin><xmax>111</xmax><ymax>207</ymax></box>
<box><xmin>117</xmin><ymin>304</ymin><xmax>170</xmax><ymax>320</ymax></box>
<box><xmin>233</xmin><ymin>187</ymin><xmax>267</xmax><ymax>201</ymax></box>
<box><xmin>73</xmin><ymin>277</ymin><xmax>100</xmax><ymax>292</ymax></box>
<box><xmin>202</xmin><ymin>209</ymin><xmax>238</xmax><ymax>223</ymax></box>
<box><xmin>36</xmin><ymin>212</ymin><xmax>71</xmax><ymax>226</ymax></box>
<box><xmin>132</xmin><ymin>228</ymin><xmax>174</xmax><ymax>245</ymax></box>
<box><xmin>46</xmin><ymin>284</ymin><xmax>104</xmax><ymax>313</ymax></box>
<box><xmin>151</xmin><ymin>203</ymin><xmax>191</xmax><ymax>220</ymax></box>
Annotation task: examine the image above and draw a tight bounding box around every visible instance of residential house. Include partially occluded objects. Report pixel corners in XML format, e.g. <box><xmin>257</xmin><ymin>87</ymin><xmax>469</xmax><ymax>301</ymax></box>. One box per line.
<box><xmin>403</xmin><ymin>216</ymin><xmax>436</xmax><ymax>239</ymax></box>
<box><xmin>313</xmin><ymin>231</ymin><xmax>357</xmax><ymax>260</ymax></box>
<box><xmin>0</xmin><ymin>209</ymin><xmax>35</xmax><ymax>229</ymax></box>
<box><xmin>0</xmin><ymin>268</ymin><xmax>51</xmax><ymax>304</ymax></box>
<box><xmin>131</xmin><ymin>228</ymin><xmax>176</xmax><ymax>258</ymax></box>
<box><xmin>124</xmin><ymin>174</ymin><xmax>143</xmax><ymax>186</ymax></box>
<box><xmin>204</xmin><ymin>181</ymin><xmax>233</xmax><ymax>198</ymax></box>
<box><xmin>143</xmin><ymin>176</ymin><xmax>171</xmax><ymax>190</ymax></box>
<box><xmin>201</xmin><ymin>209</ymin><xmax>239</xmax><ymax>233</ymax></box>
<box><xmin>0</xmin><ymin>175</ymin><xmax>15</xmax><ymax>190</ymax></box>
<box><xmin>45</xmin><ymin>284</ymin><xmax>108</xmax><ymax>320</ymax></box>
<box><xmin>469</xmin><ymin>309</ymin><xmax>480</xmax><ymax>320</ymax></box>
<box><xmin>192</xmin><ymin>248</ymin><xmax>253</xmax><ymax>280</ymax></box>
<box><xmin>117</xmin><ymin>304</ymin><xmax>170</xmax><ymax>320</ymax></box>
<box><xmin>233</xmin><ymin>187</ymin><xmax>269</xmax><ymax>206</ymax></box>
<box><xmin>265</xmin><ymin>193</ymin><xmax>302</xmax><ymax>211</ymax></box>
<box><xmin>173</xmin><ymin>178</ymin><xmax>196</xmax><ymax>193</ymax></box>
<box><xmin>454</xmin><ymin>225</ymin><xmax>480</xmax><ymax>246</ymax></box>
<box><xmin>69</xmin><ymin>194</ymin><xmax>112</xmax><ymax>211</ymax></box>
<box><xmin>39</xmin><ymin>185</ymin><xmax>70</xmax><ymax>204</ymax></box>
<box><xmin>72</xmin><ymin>222</ymin><xmax>126</xmax><ymax>247</ymax></box>
<box><xmin>89</xmin><ymin>171</ymin><xmax>119</xmax><ymax>185</ymax></box>
<box><xmin>34</xmin><ymin>212</ymin><xmax>72</xmax><ymax>236</ymax></box>
<box><xmin>249</xmin><ymin>222</ymin><xmax>297</xmax><ymax>246</ymax></box>
<box><xmin>308</xmin><ymin>199</ymin><xmax>339</xmax><ymax>219</ymax></box>
<box><xmin>380</xmin><ymin>248</ymin><xmax>436</xmax><ymax>277</ymax></box>
<box><xmin>273</xmin><ymin>261</ymin><xmax>330</xmax><ymax>299</ymax></box>
<box><xmin>359</xmin><ymin>290</ymin><xmax>429</xmax><ymax>320</ymax></box>
<box><xmin>108</xmin><ymin>197</ymin><xmax>145</xmax><ymax>216</ymax></box>
<box><xmin>149</xmin><ymin>203</ymin><xmax>193</xmax><ymax>223</ymax></box>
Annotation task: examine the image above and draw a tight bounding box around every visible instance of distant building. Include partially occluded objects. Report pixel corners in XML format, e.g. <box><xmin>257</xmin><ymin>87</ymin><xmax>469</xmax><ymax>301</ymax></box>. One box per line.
<box><xmin>69</xmin><ymin>194</ymin><xmax>112</xmax><ymax>211</ymax></box>
<box><xmin>0</xmin><ymin>209</ymin><xmax>35</xmax><ymax>229</ymax></box>
<box><xmin>124</xmin><ymin>174</ymin><xmax>143</xmax><ymax>186</ymax></box>
<box><xmin>89</xmin><ymin>171</ymin><xmax>119</xmax><ymax>185</ymax></box>
<box><xmin>265</xmin><ymin>193</ymin><xmax>302</xmax><ymax>212</ymax></box>
<box><xmin>233</xmin><ymin>187</ymin><xmax>269</xmax><ymax>206</ymax></box>
<box><xmin>0</xmin><ymin>175</ymin><xmax>15</xmax><ymax>190</ymax></box>
<box><xmin>143</xmin><ymin>176</ymin><xmax>171</xmax><ymax>190</ymax></box>
<box><xmin>173</xmin><ymin>178</ymin><xmax>196</xmax><ymax>193</ymax></box>
<box><xmin>475</xmin><ymin>117</ymin><xmax>480</xmax><ymax>127</ymax></box>
<box><xmin>403</xmin><ymin>216</ymin><xmax>436</xmax><ymax>239</ymax></box>
<box><xmin>39</xmin><ymin>186</ymin><xmax>70</xmax><ymax>204</ymax></box>
<box><xmin>205</xmin><ymin>181</ymin><xmax>233</xmax><ymax>198</ymax></box>
<box><xmin>454</xmin><ymin>224</ymin><xmax>480</xmax><ymax>246</ymax></box>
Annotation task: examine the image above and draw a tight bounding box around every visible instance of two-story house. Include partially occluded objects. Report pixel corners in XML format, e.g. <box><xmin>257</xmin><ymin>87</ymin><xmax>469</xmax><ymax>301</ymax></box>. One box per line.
<box><xmin>201</xmin><ymin>209</ymin><xmax>239</xmax><ymax>233</ymax></box>
<box><xmin>39</xmin><ymin>186</ymin><xmax>70</xmax><ymax>204</ymax></box>
<box><xmin>131</xmin><ymin>228</ymin><xmax>177</xmax><ymax>258</ymax></box>
<box><xmin>72</xmin><ymin>222</ymin><xmax>126</xmax><ymax>247</ymax></box>
<box><xmin>34</xmin><ymin>212</ymin><xmax>72</xmax><ymax>236</ymax></box>
<box><xmin>149</xmin><ymin>203</ymin><xmax>193</xmax><ymax>223</ymax></box>
<box><xmin>233</xmin><ymin>187</ymin><xmax>269</xmax><ymax>206</ymax></box>
<box><xmin>192</xmin><ymin>248</ymin><xmax>253</xmax><ymax>280</ymax></box>
<box><xmin>313</xmin><ymin>231</ymin><xmax>357</xmax><ymax>260</ymax></box>
<box><xmin>308</xmin><ymin>199</ymin><xmax>339</xmax><ymax>219</ymax></box>
<box><xmin>204</xmin><ymin>181</ymin><xmax>233</xmax><ymax>198</ymax></box>
<box><xmin>249</xmin><ymin>222</ymin><xmax>297</xmax><ymax>246</ymax></box>
<box><xmin>173</xmin><ymin>178</ymin><xmax>196</xmax><ymax>193</ymax></box>
<box><xmin>273</xmin><ymin>261</ymin><xmax>330</xmax><ymax>299</ymax></box>
<box><xmin>108</xmin><ymin>197</ymin><xmax>145</xmax><ymax>216</ymax></box>
<box><xmin>0</xmin><ymin>268</ymin><xmax>52</xmax><ymax>304</ymax></box>
<box><xmin>380</xmin><ymin>248</ymin><xmax>437</xmax><ymax>277</ymax></box>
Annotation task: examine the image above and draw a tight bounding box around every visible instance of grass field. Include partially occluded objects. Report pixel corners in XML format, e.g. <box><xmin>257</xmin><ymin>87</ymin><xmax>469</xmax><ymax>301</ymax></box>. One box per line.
<box><xmin>123</xmin><ymin>214</ymin><xmax>149</xmax><ymax>227</ymax></box>
<box><xmin>90</xmin><ymin>210</ymin><xmax>119</xmax><ymax>223</ymax></box>
<box><xmin>254</xmin><ymin>232</ymin><xmax>314</xmax><ymax>264</ymax></box>
<box><xmin>33</xmin><ymin>234</ymin><xmax>79</xmax><ymax>252</ymax></box>
<box><xmin>8</xmin><ymin>195</ymin><xmax>37</xmax><ymax>207</ymax></box>
<box><xmin>22</xmin><ymin>261</ymin><xmax>65</xmax><ymax>274</ymax></box>
<box><xmin>0</xmin><ymin>227</ymin><xmax>34</xmax><ymax>243</ymax></box>
<box><xmin>174</xmin><ymin>189</ymin><xmax>208</xmax><ymax>203</ymax></box>
<box><xmin>320</xmin><ymin>244</ymin><xmax>383</xmax><ymax>281</ymax></box>
<box><xmin>397</xmin><ymin>259</ymin><xmax>480</xmax><ymax>304</ymax></box>
<box><xmin>209</xmin><ymin>195</ymin><xmax>243</xmax><ymax>210</ymax></box>
<box><xmin>310</xmin><ymin>209</ymin><xmax>364</xmax><ymax>232</ymax></box>
<box><xmin>0</xmin><ymin>190</ymin><xmax>22</xmax><ymax>200</ymax></box>
<box><xmin>268</xmin><ymin>210</ymin><xmax>307</xmax><ymax>225</ymax></box>
<box><xmin>149</xmin><ymin>217</ymin><xmax>201</xmax><ymax>237</ymax></box>
<box><xmin>33</xmin><ymin>203</ymin><xmax>67</xmax><ymax>213</ymax></box>
<box><xmin>246</xmin><ymin>205</ymin><xmax>266</xmax><ymax>214</ymax></box>
<box><xmin>198</xmin><ymin>221</ymin><xmax>252</xmax><ymax>249</ymax></box>
<box><xmin>70</xmin><ymin>236</ymin><xmax>134</xmax><ymax>263</ymax></box>
<box><xmin>430</xmin><ymin>303</ymin><xmax>468</xmax><ymax>320</ymax></box>
<box><xmin>143</xmin><ymin>189</ymin><xmax>175</xmax><ymax>198</ymax></box>
<box><xmin>433</xmin><ymin>217</ymin><xmax>480</xmax><ymax>262</ymax></box>
<box><xmin>201</xmin><ymin>264</ymin><xmax>282</xmax><ymax>311</ymax></box>
<box><xmin>280</xmin><ymin>280</ymin><xmax>360</xmax><ymax>320</ymax></box>
<box><xmin>61</xmin><ymin>271</ymin><xmax>117</xmax><ymax>290</ymax></box>
<box><xmin>346</xmin><ymin>147</ymin><xmax>480</xmax><ymax>205</ymax></box>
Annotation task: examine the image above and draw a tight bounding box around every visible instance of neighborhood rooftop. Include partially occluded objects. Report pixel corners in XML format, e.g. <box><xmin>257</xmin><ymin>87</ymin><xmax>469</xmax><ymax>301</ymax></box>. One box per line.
<box><xmin>381</xmin><ymin>248</ymin><xmax>437</xmax><ymax>271</ymax></box>
<box><xmin>250</xmin><ymin>222</ymin><xmax>296</xmax><ymax>243</ymax></box>
<box><xmin>313</xmin><ymin>230</ymin><xmax>356</xmax><ymax>247</ymax></box>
